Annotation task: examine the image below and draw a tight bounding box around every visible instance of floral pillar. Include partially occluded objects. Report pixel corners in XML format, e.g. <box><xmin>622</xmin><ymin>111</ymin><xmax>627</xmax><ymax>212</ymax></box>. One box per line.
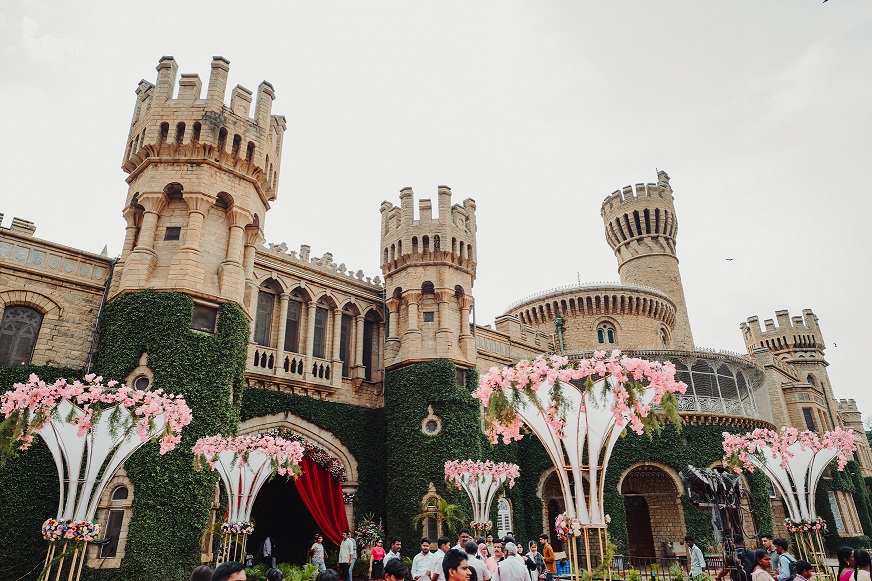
<box><xmin>444</xmin><ymin>460</ymin><xmax>519</xmax><ymax>534</ymax></box>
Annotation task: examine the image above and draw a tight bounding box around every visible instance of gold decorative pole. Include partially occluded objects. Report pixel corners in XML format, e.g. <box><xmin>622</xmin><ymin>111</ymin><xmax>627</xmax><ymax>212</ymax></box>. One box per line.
<box><xmin>53</xmin><ymin>541</ymin><xmax>68</xmax><ymax>581</ymax></box>
<box><xmin>74</xmin><ymin>542</ymin><xmax>88</xmax><ymax>581</ymax></box>
<box><xmin>66</xmin><ymin>546</ymin><xmax>79</xmax><ymax>581</ymax></box>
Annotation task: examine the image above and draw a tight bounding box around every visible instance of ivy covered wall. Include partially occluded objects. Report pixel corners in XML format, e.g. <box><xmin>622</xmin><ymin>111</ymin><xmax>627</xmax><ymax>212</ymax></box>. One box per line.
<box><xmin>88</xmin><ymin>290</ymin><xmax>250</xmax><ymax>580</ymax></box>
<box><xmin>384</xmin><ymin>360</ymin><xmax>483</xmax><ymax>543</ymax></box>
<box><xmin>0</xmin><ymin>365</ymin><xmax>79</xmax><ymax>579</ymax></box>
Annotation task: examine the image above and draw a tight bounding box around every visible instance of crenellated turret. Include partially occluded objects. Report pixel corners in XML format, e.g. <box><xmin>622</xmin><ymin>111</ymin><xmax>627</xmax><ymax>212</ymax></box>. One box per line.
<box><xmin>115</xmin><ymin>56</ymin><xmax>285</xmax><ymax>309</ymax></box>
<box><xmin>600</xmin><ymin>170</ymin><xmax>694</xmax><ymax>348</ymax></box>
<box><xmin>379</xmin><ymin>186</ymin><xmax>477</xmax><ymax>369</ymax></box>
<box><xmin>740</xmin><ymin>308</ymin><xmax>824</xmax><ymax>359</ymax></box>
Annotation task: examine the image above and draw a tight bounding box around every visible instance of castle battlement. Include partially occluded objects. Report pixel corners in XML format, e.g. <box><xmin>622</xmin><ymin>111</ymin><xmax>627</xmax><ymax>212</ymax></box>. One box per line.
<box><xmin>122</xmin><ymin>56</ymin><xmax>286</xmax><ymax>202</ymax></box>
<box><xmin>0</xmin><ymin>214</ymin><xmax>36</xmax><ymax>237</ymax></box>
<box><xmin>379</xmin><ymin>186</ymin><xmax>477</xmax><ymax>275</ymax></box>
<box><xmin>600</xmin><ymin>180</ymin><xmax>671</xmax><ymax>215</ymax></box>
<box><xmin>258</xmin><ymin>242</ymin><xmax>384</xmax><ymax>290</ymax></box>
<box><xmin>740</xmin><ymin>309</ymin><xmax>824</xmax><ymax>354</ymax></box>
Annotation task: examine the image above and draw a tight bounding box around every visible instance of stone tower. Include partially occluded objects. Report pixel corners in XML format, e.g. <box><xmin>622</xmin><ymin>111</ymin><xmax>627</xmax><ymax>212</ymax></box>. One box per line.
<box><xmin>600</xmin><ymin>170</ymin><xmax>694</xmax><ymax>349</ymax></box>
<box><xmin>379</xmin><ymin>186</ymin><xmax>477</xmax><ymax>369</ymax></box>
<box><xmin>740</xmin><ymin>309</ymin><xmax>841</xmax><ymax>430</ymax></box>
<box><xmin>115</xmin><ymin>56</ymin><xmax>286</xmax><ymax>308</ymax></box>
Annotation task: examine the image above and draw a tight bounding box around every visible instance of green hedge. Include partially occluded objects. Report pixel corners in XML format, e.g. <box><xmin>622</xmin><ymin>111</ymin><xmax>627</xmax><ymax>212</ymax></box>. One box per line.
<box><xmin>85</xmin><ymin>290</ymin><xmax>249</xmax><ymax>580</ymax></box>
<box><xmin>0</xmin><ymin>365</ymin><xmax>81</xmax><ymax>579</ymax></box>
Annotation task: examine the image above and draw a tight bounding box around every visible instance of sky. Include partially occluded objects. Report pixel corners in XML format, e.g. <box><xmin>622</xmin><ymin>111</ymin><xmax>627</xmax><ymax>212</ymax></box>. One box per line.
<box><xmin>1</xmin><ymin>1</ymin><xmax>870</xmax><ymax>419</ymax></box>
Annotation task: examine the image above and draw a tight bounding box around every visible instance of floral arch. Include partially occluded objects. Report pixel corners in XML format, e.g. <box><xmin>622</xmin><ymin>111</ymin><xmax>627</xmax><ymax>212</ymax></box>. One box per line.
<box><xmin>238</xmin><ymin>412</ymin><xmax>359</xmax><ymax>532</ymax></box>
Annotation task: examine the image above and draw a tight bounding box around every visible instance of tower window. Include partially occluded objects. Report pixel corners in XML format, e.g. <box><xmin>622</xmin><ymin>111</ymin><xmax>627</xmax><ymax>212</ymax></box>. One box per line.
<box><xmin>802</xmin><ymin>407</ymin><xmax>816</xmax><ymax>431</ymax></box>
<box><xmin>806</xmin><ymin>375</ymin><xmax>815</xmax><ymax>387</ymax></box>
<box><xmin>164</xmin><ymin>227</ymin><xmax>181</xmax><ymax>241</ymax></box>
<box><xmin>0</xmin><ymin>306</ymin><xmax>43</xmax><ymax>366</ymax></box>
<box><xmin>423</xmin><ymin>312</ymin><xmax>435</xmax><ymax>323</ymax></box>
<box><xmin>254</xmin><ymin>291</ymin><xmax>275</xmax><ymax>346</ymax></box>
<box><xmin>597</xmin><ymin>323</ymin><xmax>616</xmax><ymax>344</ymax></box>
<box><xmin>191</xmin><ymin>304</ymin><xmax>217</xmax><ymax>333</ymax></box>
<box><xmin>660</xmin><ymin>329</ymin><xmax>669</xmax><ymax>348</ymax></box>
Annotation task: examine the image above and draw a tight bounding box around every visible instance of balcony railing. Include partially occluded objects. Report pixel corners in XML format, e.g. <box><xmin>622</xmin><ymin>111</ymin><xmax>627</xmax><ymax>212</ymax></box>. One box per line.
<box><xmin>247</xmin><ymin>344</ymin><xmax>337</xmax><ymax>389</ymax></box>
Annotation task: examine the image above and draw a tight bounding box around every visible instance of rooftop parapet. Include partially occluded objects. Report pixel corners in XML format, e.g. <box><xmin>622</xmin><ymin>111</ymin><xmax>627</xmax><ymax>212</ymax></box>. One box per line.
<box><xmin>259</xmin><ymin>242</ymin><xmax>384</xmax><ymax>290</ymax></box>
<box><xmin>122</xmin><ymin>56</ymin><xmax>286</xmax><ymax>202</ymax></box>
<box><xmin>0</xmin><ymin>214</ymin><xmax>37</xmax><ymax>237</ymax></box>
<box><xmin>740</xmin><ymin>309</ymin><xmax>824</xmax><ymax>353</ymax></box>
<box><xmin>600</xmin><ymin>170</ymin><xmax>674</xmax><ymax>216</ymax></box>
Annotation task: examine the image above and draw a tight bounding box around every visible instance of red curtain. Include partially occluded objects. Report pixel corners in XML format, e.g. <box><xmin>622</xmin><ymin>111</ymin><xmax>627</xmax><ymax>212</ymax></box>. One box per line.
<box><xmin>293</xmin><ymin>456</ymin><xmax>349</xmax><ymax>545</ymax></box>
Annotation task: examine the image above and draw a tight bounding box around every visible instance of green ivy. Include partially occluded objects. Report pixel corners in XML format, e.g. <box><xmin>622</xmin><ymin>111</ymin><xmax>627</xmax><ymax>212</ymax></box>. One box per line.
<box><xmin>85</xmin><ymin>290</ymin><xmax>250</xmax><ymax>580</ymax></box>
<box><xmin>0</xmin><ymin>365</ymin><xmax>80</xmax><ymax>579</ymax></box>
<box><xmin>384</xmin><ymin>360</ymin><xmax>483</xmax><ymax>543</ymax></box>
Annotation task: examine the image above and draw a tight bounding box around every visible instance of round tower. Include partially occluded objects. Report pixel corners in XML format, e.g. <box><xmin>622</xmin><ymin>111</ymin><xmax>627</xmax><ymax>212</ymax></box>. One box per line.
<box><xmin>379</xmin><ymin>186</ymin><xmax>477</xmax><ymax>369</ymax></box>
<box><xmin>600</xmin><ymin>170</ymin><xmax>694</xmax><ymax>349</ymax></box>
<box><xmin>115</xmin><ymin>56</ymin><xmax>286</xmax><ymax>309</ymax></box>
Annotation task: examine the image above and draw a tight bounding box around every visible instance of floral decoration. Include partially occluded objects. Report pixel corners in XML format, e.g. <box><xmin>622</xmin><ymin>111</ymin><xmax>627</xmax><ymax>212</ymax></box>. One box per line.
<box><xmin>343</xmin><ymin>492</ymin><xmax>357</xmax><ymax>505</ymax></box>
<box><xmin>193</xmin><ymin>434</ymin><xmax>305</xmax><ymax>476</ymax></box>
<box><xmin>0</xmin><ymin>374</ymin><xmax>192</xmax><ymax>455</ymax></box>
<box><xmin>42</xmin><ymin>518</ymin><xmax>102</xmax><ymax>542</ymax></box>
<box><xmin>221</xmin><ymin>521</ymin><xmax>255</xmax><ymax>535</ymax></box>
<box><xmin>722</xmin><ymin>426</ymin><xmax>859</xmax><ymax>472</ymax></box>
<box><xmin>473</xmin><ymin>350</ymin><xmax>687</xmax><ymax>444</ymax></box>
<box><xmin>784</xmin><ymin>517</ymin><xmax>827</xmax><ymax>534</ymax></box>
<box><xmin>355</xmin><ymin>513</ymin><xmax>384</xmax><ymax>548</ymax></box>
<box><xmin>469</xmin><ymin>520</ymin><xmax>492</xmax><ymax>532</ymax></box>
<box><xmin>444</xmin><ymin>460</ymin><xmax>521</xmax><ymax>489</ymax></box>
<box><xmin>267</xmin><ymin>427</ymin><xmax>348</xmax><ymax>481</ymax></box>
<box><xmin>554</xmin><ymin>513</ymin><xmax>582</xmax><ymax>540</ymax></box>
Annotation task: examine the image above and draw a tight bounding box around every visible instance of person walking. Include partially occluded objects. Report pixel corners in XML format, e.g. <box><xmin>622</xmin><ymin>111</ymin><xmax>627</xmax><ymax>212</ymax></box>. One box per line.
<box><xmin>773</xmin><ymin>539</ymin><xmax>796</xmax><ymax>581</ymax></box>
<box><xmin>429</xmin><ymin>537</ymin><xmax>451</xmax><ymax>581</ymax></box>
<box><xmin>686</xmin><ymin>535</ymin><xmax>706</xmax><ymax>578</ymax></box>
<box><xmin>526</xmin><ymin>541</ymin><xmax>545</xmax><ymax>581</ymax></box>
<box><xmin>370</xmin><ymin>539</ymin><xmax>386</xmax><ymax>581</ymax></box>
<box><xmin>340</xmin><ymin>531</ymin><xmax>355</xmax><ymax>581</ymax></box>
<box><xmin>311</xmin><ymin>535</ymin><xmax>327</xmax><ymax>572</ymax></box>
<box><xmin>384</xmin><ymin>537</ymin><xmax>402</xmax><ymax>566</ymax></box>
<box><xmin>538</xmin><ymin>535</ymin><xmax>554</xmax><ymax>581</ymax></box>
<box><xmin>760</xmin><ymin>534</ymin><xmax>779</xmax><ymax>573</ymax></box>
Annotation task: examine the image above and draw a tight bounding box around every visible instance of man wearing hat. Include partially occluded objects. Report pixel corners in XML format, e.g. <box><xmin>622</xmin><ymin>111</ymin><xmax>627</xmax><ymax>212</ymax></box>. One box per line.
<box><xmin>494</xmin><ymin>542</ymin><xmax>529</xmax><ymax>581</ymax></box>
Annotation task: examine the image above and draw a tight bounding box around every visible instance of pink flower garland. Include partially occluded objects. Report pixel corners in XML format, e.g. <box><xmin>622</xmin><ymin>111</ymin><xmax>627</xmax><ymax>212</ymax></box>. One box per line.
<box><xmin>192</xmin><ymin>434</ymin><xmax>305</xmax><ymax>477</ymax></box>
<box><xmin>0</xmin><ymin>374</ymin><xmax>192</xmax><ymax>455</ymax></box>
<box><xmin>722</xmin><ymin>426</ymin><xmax>859</xmax><ymax>472</ymax></box>
<box><xmin>444</xmin><ymin>460</ymin><xmax>520</xmax><ymax>489</ymax></box>
<box><xmin>473</xmin><ymin>350</ymin><xmax>687</xmax><ymax>444</ymax></box>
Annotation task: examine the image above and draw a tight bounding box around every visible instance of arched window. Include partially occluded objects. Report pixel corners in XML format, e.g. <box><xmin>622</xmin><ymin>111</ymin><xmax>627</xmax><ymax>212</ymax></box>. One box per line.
<box><xmin>497</xmin><ymin>497</ymin><xmax>513</xmax><ymax>538</ymax></box>
<box><xmin>0</xmin><ymin>306</ymin><xmax>43</xmax><ymax>366</ymax></box>
<box><xmin>597</xmin><ymin>323</ymin><xmax>615</xmax><ymax>345</ymax></box>
<box><xmin>98</xmin><ymin>483</ymin><xmax>133</xmax><ymax>560</ymax></box>
<box><xmin>284</xmin><ymin>300</ymin><xmax>301</xmax><ymax>353</ymax></box>
<box><xmin>313</xmin><ymin>307</ymin><xmax>328</xmax><ymax>358</ymax></box>
<box><xmin>340</xmin><ymin>313</ymin><xmax>353</xmax><ymax>377</ymax></box>
<box><xmin>660</xmin><ymin>329</ymin><xmax>669</xmax><ymax>348</ymax></box>
<box><xmin>254</xmin><ymin>291</ymin><xmax>275</xmax><ymax>347</ymax></box>
<box><xmin>806</xmin><ymin>375</ymin><xmax>816</xmax><ymax>387</ymax></box>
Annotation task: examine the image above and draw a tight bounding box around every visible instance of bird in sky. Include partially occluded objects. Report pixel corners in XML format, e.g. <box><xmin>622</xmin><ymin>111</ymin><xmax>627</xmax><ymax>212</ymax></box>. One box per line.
<box><xmin>726</xmin><ymin>258</ymin><xmax>734</xmax><ymax>261</ymax></box>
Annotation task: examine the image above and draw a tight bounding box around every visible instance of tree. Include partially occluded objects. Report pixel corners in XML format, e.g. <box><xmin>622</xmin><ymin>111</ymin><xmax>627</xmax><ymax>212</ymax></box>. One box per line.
<box><xmin>413</xmin><ymin>496</ymin><xmax>468</xmax><ymax>539</ymax></box>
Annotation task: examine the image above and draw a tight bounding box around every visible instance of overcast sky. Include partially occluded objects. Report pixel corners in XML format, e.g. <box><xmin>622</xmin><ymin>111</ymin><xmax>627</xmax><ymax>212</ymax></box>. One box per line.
<box><xmin>1</xmin><ymin>1</ymin><xmax>870</xmax><ymax>420</ymax></box>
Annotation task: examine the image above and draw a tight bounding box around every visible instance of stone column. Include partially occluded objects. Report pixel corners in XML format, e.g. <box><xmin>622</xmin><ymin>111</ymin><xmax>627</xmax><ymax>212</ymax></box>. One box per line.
<box><xmin>436</xmin><ymin>290</ymin><xmax>452</xmax><ymax>355</ymax></box>
<box><xmin>275</xmin><ymin>293</ymin><xmax>289</xmax><ymax>376</ymax></box>
<box><xmin>120</xmin><ymin>206</ymin><xmax>142</xmax><ymax>260</ymax></box>
<box><xmin>305</xmin><ymin>301</ymin><xmax>317</xmax><ymax>378</ymax></box>
<box><xmin>385</xmin><ymin>297</ymin><xmax>401</xmax><ymax>366</ymax></box>
<box><xmin>119</xmin><ymin>192</ymin><xmax>167</xmax><ymax>290</ymax></box>
<box><xmin>242</xmin><ymin>226</ymin><xmax>262</xmax><ymax>312</ymax></box>
<box><xmin>332</xmin><ymin>307</ymin><xmax>343</xmax><ymax>387</ymax></box>
<box><xmin>351</xmin><ymin>314</ymin><xmax>366</xmax><ymax>387</ymax></box>
<box><xmin>458</xmin><ymin>295</ymin><xmax>474</xmax><ymax>361</ymax></box>
<box><xmin>219</xmin><ymin>207</ymin><xmax>252</xmax><ymax>304</ymax></box>
<box><xmin>170</xmin><ymin>192</ymin><xmax>212</xmax><ymax>290</ymax></box>
<box><xmin>400</xmin><ymin>291</ymin><xmax>423</xmax><ymax>363</ymax></box>
<box><xmin>377</xmin><ymin>321</ymin><xmax>386</xmax><ymax>381</ymax></box>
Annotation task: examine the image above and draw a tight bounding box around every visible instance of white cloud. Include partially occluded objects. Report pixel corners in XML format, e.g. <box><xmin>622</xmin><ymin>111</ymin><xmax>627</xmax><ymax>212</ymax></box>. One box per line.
<box><xmin>19</xmin><ymin>16</ymin><xmax>86</xmax><ymax>64</ymax></box>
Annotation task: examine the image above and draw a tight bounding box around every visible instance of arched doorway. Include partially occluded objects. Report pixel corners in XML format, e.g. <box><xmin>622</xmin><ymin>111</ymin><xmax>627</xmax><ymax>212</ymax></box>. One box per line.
<box><xmin>540</xmin><ymin>469</ymin><xmax>565</xmax><ymax>552</ymax></box>
<box><xmin>619</xmin><ymin>464</ymin><xmax>685</xmax><ymax>560</ymax></box>
<box><xmin>238</xmin><ymin>413</ymin><xmax>359</xmax><ymax>565</ymax></box>
<box><xmin>250</xmin><ymin>475</ymin><xmax>329</xmax><ymax>565</ymax></box>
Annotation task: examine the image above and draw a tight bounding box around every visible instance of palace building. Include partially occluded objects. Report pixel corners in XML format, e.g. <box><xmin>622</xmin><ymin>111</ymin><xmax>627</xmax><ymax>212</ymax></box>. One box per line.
<box><xmin>1</xmin><ymin>57</ymin><xmax>870</xmax><ymax>580</ymax></box>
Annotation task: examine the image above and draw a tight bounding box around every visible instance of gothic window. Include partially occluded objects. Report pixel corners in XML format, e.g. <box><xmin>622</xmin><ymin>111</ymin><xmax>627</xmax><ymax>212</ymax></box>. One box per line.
<box><xmin>802</xmin><ymin>407</ymin><xmax>816</xmax><ymax>431</ymax></box>
<box><xmin>284</xmin><ymin>300</ymin><xmax>301</xmax><ymax>353</ymax></box>
<box><xmin>254</xmin><ymin>291</ymin><xmax>275</xmax><ymax>347</ymax></box>
<box><xmin>313</xmin><ymin>307</ymin><xmax>328</xmax><ymax>358</ymax></box>
<box><xmin>0</xmin><ymin>306</ymin><xmax>43</xmax><ymax>366</ymax></box>
<box><xmin>597</xmin><ymin>323</ymin><xmax>615</xmax><ymax>345</ymax></box>
<box><xmin>363</xmin><ymin>317</ymin><xmax>376</xmax><ymax>381</ymax></box>
<box><xmin>497</xmin><ymin>498</ymin><xmax>513</xmax><ymax>538</ymax></box>
<box><xmin>340</xmin><ymin>313</ymin><xmax>352</xmax><ymax>377</ymax></box>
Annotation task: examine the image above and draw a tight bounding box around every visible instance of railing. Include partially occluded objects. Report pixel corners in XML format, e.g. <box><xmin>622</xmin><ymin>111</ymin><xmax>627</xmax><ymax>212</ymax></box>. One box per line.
<box><xmin>675</xmin><ymin>394</ymin><xmax>757</xmax><ymax>418</ymax></box>
<box><xmin>247</xmin><ymin>344</ymin><xmax>337</xmax><ymax>388</ymax></box>
<box><xmin>505</xmin><ymin>281</ymin><xmax>671</xmax><ymax>311</ymax></box>
<box><xmin>554</xmin><ymin>555</ymin><xmax>727</xmax><ymax>579</ymax></box>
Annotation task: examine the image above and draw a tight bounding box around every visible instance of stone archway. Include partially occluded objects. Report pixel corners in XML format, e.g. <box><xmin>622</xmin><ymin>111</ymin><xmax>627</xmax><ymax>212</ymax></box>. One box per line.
<box><xmin>238</xmin><ymin>413</ymin><xmax>359</xmax><ymax>529</ymax></box>
<box><xmin>619</xmin><ymin>463</ymin><xmax>686</xmax><ymax>560</ymax></box>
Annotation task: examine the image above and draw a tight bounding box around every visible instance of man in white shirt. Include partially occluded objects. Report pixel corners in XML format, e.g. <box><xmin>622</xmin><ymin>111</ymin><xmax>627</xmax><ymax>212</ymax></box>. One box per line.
<box><xmin>413</xmin><ymin>538</ymin><xmax>434</xmax><ymax>581</ymax></box>
<box><xmin>384</xmin><ymin>537</ymin><xmax>402</xmax><ymax>566</ymax></box>
<box><xmin>443</xmin><ymin>548</ymin><xmax>473</xmax><ymax>581</ymax></box>
<box><xmin>349</xmin><ymin>532</ymin><xmax>359</xmax><ymax>581</ymax></box>
<box><xmin>453</xmin><ymin>528</ymin><xmax>473</xmax><ymax>551</ymax></box>
<box><xmin>495</xmin><ymin>543</ymin><xmax>529</xmax><ymax>581</ymax></box>
<box><xmin>340</xmin><ymin>531</ymin><xmax>355</xmax><ymax>581</ymax></box>
<box><xmin>465</xmin><ymin>541</ymin><xmax>492</xmax><ymax>581</ymax></box>
<box><xmin>685</xmin><ymin>535</ymin><xmax>706</xmax><ymax>578</ymax></box>
<box><xmin>429</xmin><ymin>536</ymin><xmax>452</xmax><ymax>581</ymax></box>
